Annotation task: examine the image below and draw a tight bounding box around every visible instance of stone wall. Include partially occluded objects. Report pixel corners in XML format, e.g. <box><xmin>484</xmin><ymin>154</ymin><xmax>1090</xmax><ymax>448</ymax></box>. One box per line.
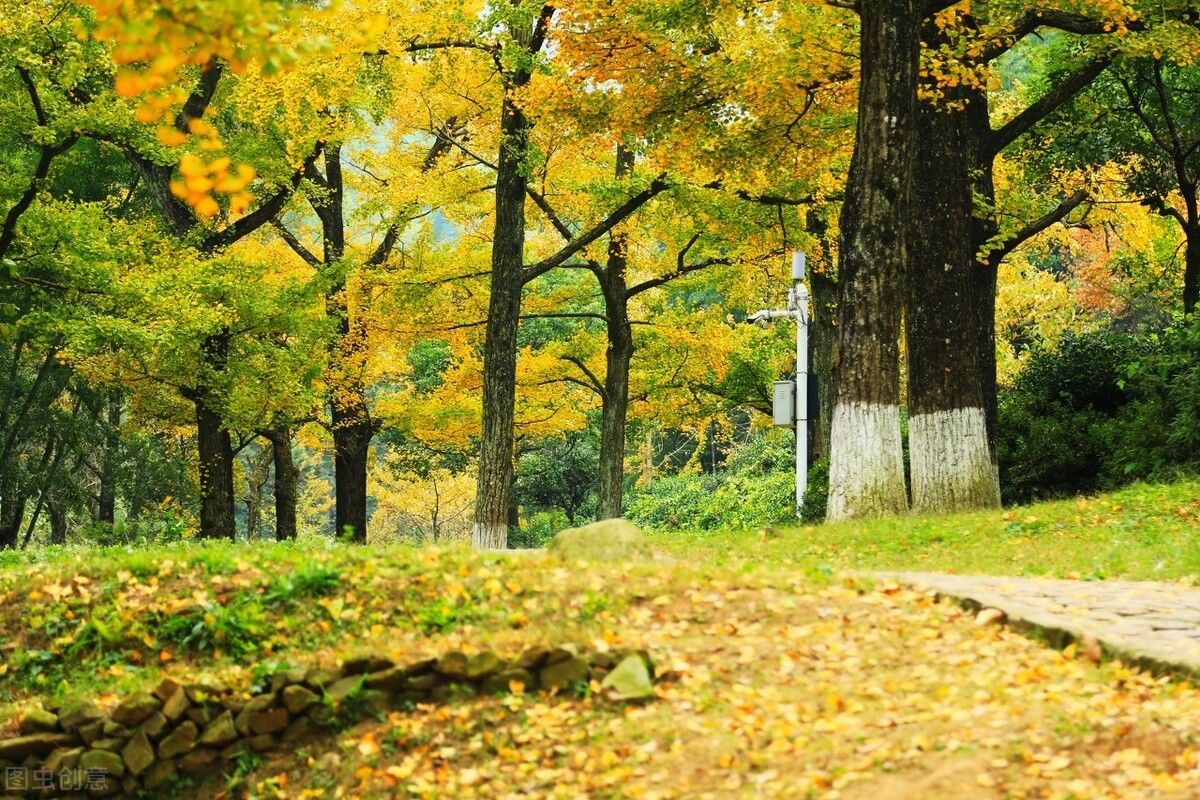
<box><xmin>0</xmin><ymin>645</ymin><xmax>655</xmax><ymax>798</ymax></box>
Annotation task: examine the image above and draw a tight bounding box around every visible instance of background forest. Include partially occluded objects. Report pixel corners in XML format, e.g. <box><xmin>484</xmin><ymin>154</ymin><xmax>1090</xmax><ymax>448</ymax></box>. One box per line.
<box><xmin>2</xmin><ymin>0</ymin><xmax>1199</xmax><ymax>550</ymax></box>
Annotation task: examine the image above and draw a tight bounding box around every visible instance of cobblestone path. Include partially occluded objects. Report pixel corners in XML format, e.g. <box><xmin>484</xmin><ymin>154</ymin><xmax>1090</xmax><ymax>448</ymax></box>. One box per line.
<box><xmin>878</xmin><ymin>572</ymin><xmax>1200</xmax><ymax>676</ymax></box>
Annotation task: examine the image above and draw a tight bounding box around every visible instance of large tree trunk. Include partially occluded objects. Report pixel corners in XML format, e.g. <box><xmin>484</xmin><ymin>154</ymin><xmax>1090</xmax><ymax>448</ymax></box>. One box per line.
<box><xmin>805</xmin><ymin>210</ymin><xmax>838</xmax><ymax>463</ymax></box>
<box><xmin>267</xmin><ymin>428</ymin><xmax>298</xmax><ymax>541</ymax></box>
<box><xmin>826</xmin><ymin>0</ymin><xmax>919</xmax><ymax>521</ymax></box>
<box><xmin>596</xmin><ymin>146</ymin><xmax>636</xmax><ymax>520</ymax></box>
<box><xmin>473</xmin><ymin>82</ymin><xmax>530</xmax><ymax>550</ymax></box>
<box><xmin>96</xmin><ymin>391</ymin><xmax>121</xmax><ymax>525</ymax></box>
<box><xmin>332</xmin><ymin>407</ymin><xmax>371</xmax><ymax>542</ymax></box>
<box><xmin>195</xmin><ymin>398</ymin><xmax>235</xmax><ymax>540</ymax></box>
<box><xmin>47</xmin><ymin>499</ymin><xmax>67</xmax><ymax>545</ymax></box>
<box><xmin>0</xmin><ymin>493</ymin><xmax>25</xmax><ymax>550</ymax></box>
<box><xmin>905</xmin><ymin>33</ymin><xmax>1000</xmax><ymax>513</ymax></box>
<box><xmin>1185</xmin><ymin>223</ymin><xmax>1200</xmax><ymax>314</ymax></box>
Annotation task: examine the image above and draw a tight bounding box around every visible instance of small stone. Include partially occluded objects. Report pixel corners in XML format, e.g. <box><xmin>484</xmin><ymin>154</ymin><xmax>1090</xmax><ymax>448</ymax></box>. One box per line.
<box><xmin>600</xmin><ymin>654</ymin><xmax>655</xmax><ymax>702</ymax></box>
<box><xmin>143</xmin><ymin>758</ymin><xmax>177</xmax><ymax>789</ymax></box>
<box><xmin>111</xmin><ymin>693</ymin><xmax>161</xmax><ymax>726</ymax></box>
<box><xmin>81</xmin><ymin>748</ymin><xmax>126</xmax><ymax>778</ymax></box>
<box><xmin>516</xmin><ymin>646</ymin><xmax>551</xmax><ymax>670</ymax></box>
<box><xmin>281</xmin><ymin>716</ymin><xmax>311</xmax><ymax>744</ymax></box>
<box><xmin>539</xmin><ymin>656</ymin><xmax>590</xmax><ymax>692</ymax></box>
<box><xmin>197</xmin><ymin>711</ymin><xmax>238</xmax><ymax>747</ymax></box>
<box><xmin>58</xmin><ymin>701</ymin><xmax>103</xmax><ymax>732</ymax></box>
<box><xmin>465</xmin><ymin>651</ymin><xmax>503</xmax><ymax>681</ymax></box>
<box><xmin>974</xmin><ymin>607</ymin><xmax>1006</xmax><ymax>626</ymax></box>
<box><xmin>343</xmin><ymin>654</ymin><xmax>394</xmax><ymax>675</ymax></box>
<box><xmin>184</xmin><ymin>705</ymin><xmax>215</xmax><ymax>726</ymax></box>
<box><xmin>363</xmin><ymin>666</ymin><xmax>408</xmax><ymax>692</ymax></box>
<box><xmin>121</xmin><ymin>731</ymin><xmax>155</xmax><ymax>776</ymax></box>
<box><xmin>0</xmin><ymin>733</ymin><xmax>76</xmax><ymax>761</ymax></box>
<box><xmin>234</xmin><ymin>694</ymin><xmax>278</xmax><ymax>736</ymax></box>
<box><xmin>325</xmin><ymin>676</ymin><xmax>362</xmax><ymax>702</ymax></box>
<box><xmin>44</xmin><ymin>746</ymin><xmax>84</xmax><ymax>774</ymax></box>
<box><xmin>480</xmin><ymin>669</ymin><xmax>536</xmax><ymax>695</ymax></box>
<box><xmin>436</xmin><ymin>651</ymin><xmax>470</xmax><ymax>680</ymax></box>
<box><xmin>282</xmin><ymin>685</ymin><xmax>320</xmax><ymax>714</ymax></box>
<box><xmin>157</xmin><ymin>721</ymin><xmax>198</xmax><ymax>759</ymax></box>
<box><xmin>304</xmin><ymin>667</ymin><xmax>342</xmax><ymax>688</ymax></box>
<box><xmin>544</xmin><ymin>644</ymin><xmax>580</xmax><ymax>665</ymax></box>
<box><xmin>247</xmin><ymin>708</ymin><xmax>290</xmax><ymax>736</ymax></box>
<box><xmin>90</xmin><ymin>738</ymin><xmax>123</xmax><ymax>752</ymax></box>
<box><xmin>78</xmin><ymin>722</ymin><xmax>103</xmax><ymax>745</ymax></box>
<box><xmin>102</xmin><ymin>721</ymin><xmax>129</xmax><ymax>738</ymax></box>
<box><xmin>138</xmin><ymin>711</ymin><xmax>169</xmax><ymax>740</ymax></box>
<box><xmin>18</xmin><ymin>707</ymin><xmax>59</xmax><ymax>735</ymax></box>
<box><xmin>161</xmin><ymin>686</ymin><xmax>189</xmax><ymax>722</ymax></box>
<box><xmin>548</xmin><ymin>518</ymin><xmax>651</xmax><ymax>561</ymax></box>
<box><xmin>178</xmin><ymin>748</ymin><xmax>218</xmax><ymax>776</ymax></box>
<box><xmin>246</xmin><ymin>734</ymin><xmax>278</xmax><ymax>752</ymax></box>
<box><xmin>152</xmin><ymin>677</ymin><xmax>182</xmax><ymax>703</ymax></box>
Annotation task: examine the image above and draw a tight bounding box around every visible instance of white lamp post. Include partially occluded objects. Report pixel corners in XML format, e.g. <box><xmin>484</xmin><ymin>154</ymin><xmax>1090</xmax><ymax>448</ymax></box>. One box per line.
<box><xmin>749</xmin><ymin>252</ymin><xmax>810</xmax><ymax>518</ymax></box>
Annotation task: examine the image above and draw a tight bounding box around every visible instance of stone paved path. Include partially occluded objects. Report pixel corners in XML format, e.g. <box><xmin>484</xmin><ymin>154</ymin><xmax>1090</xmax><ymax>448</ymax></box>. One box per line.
<box><xmin>877</xmin><ymin>571</ymin><xmax>1200</xmax><ymax>677</ymax></box>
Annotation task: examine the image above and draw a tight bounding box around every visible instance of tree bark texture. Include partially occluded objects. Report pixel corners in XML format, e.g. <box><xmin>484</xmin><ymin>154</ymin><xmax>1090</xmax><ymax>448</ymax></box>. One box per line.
<box><xmin>905</xmin><ymin>29</ymin><xmax>1001</xmax><ymax>513</ymax></box>
<box><xmin>97</xmin><ymin>391</ymin><xmax>121</xmax><ymax>525</ymax></box>
<box><xmin>267</xmin><ymin>428</ymin><xmax>298</xmax><ymax>541</ymax></box>
<box><xmin>826</xmin><ymin>0</ymin><xmax>919</xmax><ymax>520</ymax></box>
<box><xmin>195</xmin><ymin>395</ymin><xmax>235</xmax><ymax>540</ymax></box>
<box><xmin>1186</xmin><ymin>224</ymin><xmax>1200</xmax><ymax>314</ymax></box>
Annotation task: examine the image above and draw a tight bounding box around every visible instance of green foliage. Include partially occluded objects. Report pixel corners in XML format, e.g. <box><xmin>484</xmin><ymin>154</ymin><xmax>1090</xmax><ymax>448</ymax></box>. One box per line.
<box><xmin>801</xmin><ymin>459</ymin><xmax>829</xmax><ymax>524</ymax></box>
<box><xmin>155</xmin><ymin>596</ymin><xmax>264</xmax><ymax>658</ymax></box>
<box><xmin>514</xmin><ymin>430</ymin><xmax>599</xmax><ymax>525</ymax></box>
<box><xmin>627</xmin><ymin>429</ymin><xmax>797</xmax><ymax>531</ymax></box>
<box><xmin>265</xmin><ymin>561</ymin><xmax>342</xmax><ymax>605</ymax></box>
<box><xmin>509</xmin><ymin>511</ymin><xmax>560</xmax><ymax>549</ymax></box>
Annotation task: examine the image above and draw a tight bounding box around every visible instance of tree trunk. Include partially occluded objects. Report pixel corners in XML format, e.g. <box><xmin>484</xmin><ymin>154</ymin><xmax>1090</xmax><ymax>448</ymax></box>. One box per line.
<box><xmin>0</xmin><ymin>493</ymin><xmax>25</xmax><ymax>550</ymax></box>
<box><xmin>826</xmin><ymin>0</ymin><xmax>918</xmax><ymax>521</ymax></box>
<box><xmin>1185</xmin><ymin>223</ymin><xmax>1200</xmax><ymax>314</ymax></box>
<box><xmin>195</xmin><ymin>397</ymin><xmax>235</xmax><ymax>540</ymax></box>
<box><xmin>905</xmin><ymin>31</ymin><xmax>1000</xmax><ymax>513</ymax></box>
<box><xmin>97</xmin><ymin>391</ymin><xmax>121</xmax><ymax>525</ymax></box>
<box><xmin>473</xmin><ymin>85</ymin><xmax>530</xmax><ymax>550</ymax></box>
<box><xmin>267</xmin><ymin>428</ymin><xmax>298</xmax><ymax>541</ymax></box>
<box><xmin>332</xmin><ymin>408</ymin><xmax>371</xmax><ymax>542</ymax></box>
<box><xmin>47</xmin><ymin>499</ymin><xmax>66</xmax><ymax>545</ymax></box>
<box><xmin>596</xmin><ymin>146</ymin><xmax>636</xmax><ymax>520</ymax></box>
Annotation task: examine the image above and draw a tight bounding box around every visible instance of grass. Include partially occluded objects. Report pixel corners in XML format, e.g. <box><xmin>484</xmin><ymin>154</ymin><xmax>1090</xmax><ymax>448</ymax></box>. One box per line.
<box><xmin>648</xmin><ymin>478</ymin><xmax>1200</xmax><ymax>581</ymax></box>
<box><xmin>3</xmin><ymin>479</ymin><xmax>1200</xmax><ymax>798</ymax></box>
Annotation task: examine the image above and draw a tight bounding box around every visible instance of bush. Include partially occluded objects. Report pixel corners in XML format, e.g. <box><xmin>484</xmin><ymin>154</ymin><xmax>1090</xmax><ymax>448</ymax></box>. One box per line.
<box><xmin>627</xmin><ymin>430</ymin><xmax>799</xmax><ymax>531</ymax></box>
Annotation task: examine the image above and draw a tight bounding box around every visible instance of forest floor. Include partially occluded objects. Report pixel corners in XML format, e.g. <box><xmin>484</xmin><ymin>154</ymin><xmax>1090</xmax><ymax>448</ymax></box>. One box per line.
<box><xmin>2</xmin><ymin>480</ymin><xmax>1200</xmax><ymax>798</ymax></box>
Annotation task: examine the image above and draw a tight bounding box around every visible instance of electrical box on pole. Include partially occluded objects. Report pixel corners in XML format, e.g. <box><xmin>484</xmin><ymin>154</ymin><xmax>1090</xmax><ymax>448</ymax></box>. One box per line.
<box><xmin>772</xmin><ymin>381</ymin><xmax>796</xmax><ymax>427</ymax></box>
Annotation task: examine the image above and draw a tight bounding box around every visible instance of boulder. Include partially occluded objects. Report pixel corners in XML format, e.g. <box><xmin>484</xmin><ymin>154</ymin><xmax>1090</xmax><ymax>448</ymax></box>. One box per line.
<box><xmin>547</xmin><ymin>518</ymin><xmax>651</xmax><ymax>561</ymax></box>
<box><xmin>157</xmin><ymin>721</ymin><xmax>197</xmax><ymax>759</ymax></box>
<box><xmin>0</xmin><ymin>733</ymin><xmax>77</xmax><ymax>761</ymax></box>
<box><xmin>600</xmin><ymin>654</ymin><xmax>654</xmax><ymax>701</ymax></box>
<box><xmin>121</xmin><ymin>731</ymin><xmax>155</xmax><ymax>776</ymax></box>
<box><xmin>539</xmin><ymin>656</ymin><xmax>590</xmax><ymax>692</ymax></box>
<box><xmin>18</xmin><ymin>707</ymin><xmax>58</xmax><ymax>735</ymax></box>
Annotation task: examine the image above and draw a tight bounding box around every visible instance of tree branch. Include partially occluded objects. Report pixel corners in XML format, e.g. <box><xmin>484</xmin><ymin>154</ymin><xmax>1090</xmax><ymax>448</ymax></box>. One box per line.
<box><xmin>201</xmin><ymin>146</ymin><xmax>322</xmax><ymax>253</ymax></box>
<box><xmin>986</xmin><ymin>56</ymin><xmax>1111</xmax><ymax>158</ymax></box>
<box><xmin>983</xmin><ymin>10</ymin><xmax>1143</xmax><ymax>63</ymax></box>
<box><xmin>986</xmin><ymin>189</ymin><xmax>1090</xmax><ymax>267</ymax></box>
<box><xmin>271</xmin><ymin>219</ymin><xmax>321</xmax><ymax>267</ymax></box>
<box><xmin>560</xmin><ymin>355</ymin><xmax>605</xmax><ymax>400</ymax></box>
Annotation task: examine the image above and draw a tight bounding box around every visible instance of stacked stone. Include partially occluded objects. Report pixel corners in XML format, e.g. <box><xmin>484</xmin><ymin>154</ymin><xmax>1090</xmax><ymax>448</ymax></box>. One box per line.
<box><xmin>0</xmin><ymin>646</ymin><xmax>654</xmax><ymax>798</ymax></box>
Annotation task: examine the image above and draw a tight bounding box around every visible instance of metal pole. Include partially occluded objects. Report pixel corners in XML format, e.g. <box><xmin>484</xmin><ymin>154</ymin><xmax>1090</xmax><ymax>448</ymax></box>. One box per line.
<box><xmin>792</xmin><ymin>253</ymin><xmax>809</xmax><ymax>517</ymax></box>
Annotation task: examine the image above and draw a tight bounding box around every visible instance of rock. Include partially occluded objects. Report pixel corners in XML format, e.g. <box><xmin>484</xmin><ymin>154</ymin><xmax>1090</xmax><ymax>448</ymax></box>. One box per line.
<box><xmin>90</xmin><ymin>738</ymin><xmax>123</xmax><ymax>752</ymax></box>
<box><xmin>480</xmin><ymin>668</ymin><xmax>536</xmax><ymax>695</ymax></box>
<box><xmin>600</xmin><ymin>654</ymin><xmax>655</xmax><ymax>701</ymax></box>
<box><xmin>0</xmin><ymin>733</ymin><xmax>77</xmax><ymax>761</ymax></box>
<box><xmin>234</xmin><ymin>694</ymin><xmax>278</xmax><ymax>736</ymax></box>
<box><xmin>78</xmin><ymin>722</ymin><xmax>103</xmax><ymax>745</ymax></box>
<box><xmin>58</xmin><ymin>701</ymin><xmax>103</xmax><ymax>732</ymax></box>
<box><xmin>465</xmin><ymin>651</ymin><xmax>503</xmax><ymax>681</ymax></box>
<box><xmin>81</xmin><ymin>748</ymin><xmax>126</xmax><ymax>778</ymax></box>
<box><xmin>360</xmin><ymin>690</ymin><xmax>390</xmax><ymax>716</ymax></box>
<box><xmin>121</xmin><ymin>731</ymin><xmax>155</xmax><ymax>776</ymax></box>
<box><xmin>547</xmin><ymin>518</ymin><xmax>651</xmax><ymax>561</ymax></box>
<box><xmin>304</xmin><ymin>667</ymin><xmax>342</xmax><ymax>688</ymax></box>
<box><xmin>539</xmin><ymin>656</ymin><xmax>590</xmax><ymax>692</ymax></box>
<box><xmin>589</xmin><ymin>651</ymin><xmax>618</xmax><ymax>669</ymax></box>
<box><xmin>138</xmin><ymin>711</ymin><xmax>169</xmax><ymax>740</ymax></box>
<box><xmin>197</xmin><ymin>711</ymin><xmax>237</xmax><ymax>747</ymax></box>
<box><xmin>160</xmin><ymin>685</ymin><xmax>189</xmax><ymax>721</ymax></box>
<box><xmin>142</xmin><ymin>758</ymin><xmax>177</xmax><ymax>789</ymax></box>
<box><xmin>184</xmin><ymin>705</ymin><xmax>215</xmax><ymax>726</ymax></box>
<box><xmin>178</xmin><ymin>748</ymin><xmax>218</xmax><ymax>776</ymax></box>
<box><xmin>516</xmin><ymin>646</ymin><xmax>551</xmax><ymax>670</ymax></box>
<box><xmin>1079</xmin><ymin>634</ymin><xmax>1104</xmax><ymax>664</ymax></box>
<box><xmin>111</xmin><ymin>694</ymin><xmax>161</xmax><ymax>728</ymax></box>
<box><xmin>343</xmin><ymin>654</ymin><xmax>394</xmax><ymax>675</ymax></box>
<box><xmin>405</xmin><ymin>673</ymin><xmax>437</xmax><ymax>691</ymax></box>
<box><xmin>544</xmin><ymin>644</ymin><xmax>580</xmax><ymax>665</ymax></box>
<box><xmin>325</xmin><ymin>676</ymin><xmax>362</xmax><ymax>703</ymax></box>
<box><xmin>246</xmin><ymin>734</ymin><xmax>278</xmax><ymax>752</ymax></box>
<box><xmin>153</xmin><ymin>677</ymin><xmax>182</xmax><ymax>703</ymax></box>
<box><xmin>270</xmin><ymin>667</ymin><xmax>308</xmax><ymax>694</ymax></box>
<box><xmin>18</xmin><ymin>707</ymin><xmax>58</xmax><ymax>735</ymax></box>
<box><xmin>220</xmin><ymin>739</ymin><xmax>249</xmax><ymax>760</ymax></box>
<box><xmin>429</xmin><ymin>683</ymin><xmax>475</xmax><ymax>702</ymax></box>
<box><xmin>157</xmin><ymin>721</ymin><xmax>198</xmax><ymax>759</ymax></box>
<box><xmin>247</xmin><ymin>708</ymin><xmax>290</xmax><ymax>736</ymax></box>
<box><xmin>282</xmin><ymin>685</ymin><xmax>320</xmax><ymax>714</ymax></box>
<box><xmin>184</xmin><ymin>683</ymin><xmax>226</xmax><ymax>703</ymax></box>
<box><xmin>102</xmin><ymin>721</ymin><xmax>128</xmax><ymax>738</ymax></box>
<box><xmin>44</xmin><ymin>746</ymin><xmax>84</xmax><ymax>774</ymax></box>
<box><xmin>974</xmin><ymin>607</ymin><xmax>1006</xmax><ymax>626</ymax></box>
<box><xmin>363</xmin><ymin>666</ymin><xmax>409</xmax><ymax>692</ymax></box>
<box><xmin>435</xmin><ymin>651</ymin><xmax>470</xmax><ymax>680</ymax></box>
<box><xmin>281</xmin><ymin>716</ymin><xmax>311</xmax><ymax>744</ymax></box>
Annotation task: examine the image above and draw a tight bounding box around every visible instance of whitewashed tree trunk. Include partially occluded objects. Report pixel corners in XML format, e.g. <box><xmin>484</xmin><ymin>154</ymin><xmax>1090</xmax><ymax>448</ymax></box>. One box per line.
<box><xmin>908</xmin><ymin>407</ymin><xmax>999</xmax><ymax>512</ymax></box>
<box><xmin>827</xmin><ymin>402</ymin><xmax>908</xmax><ymax>520</ymax></box>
